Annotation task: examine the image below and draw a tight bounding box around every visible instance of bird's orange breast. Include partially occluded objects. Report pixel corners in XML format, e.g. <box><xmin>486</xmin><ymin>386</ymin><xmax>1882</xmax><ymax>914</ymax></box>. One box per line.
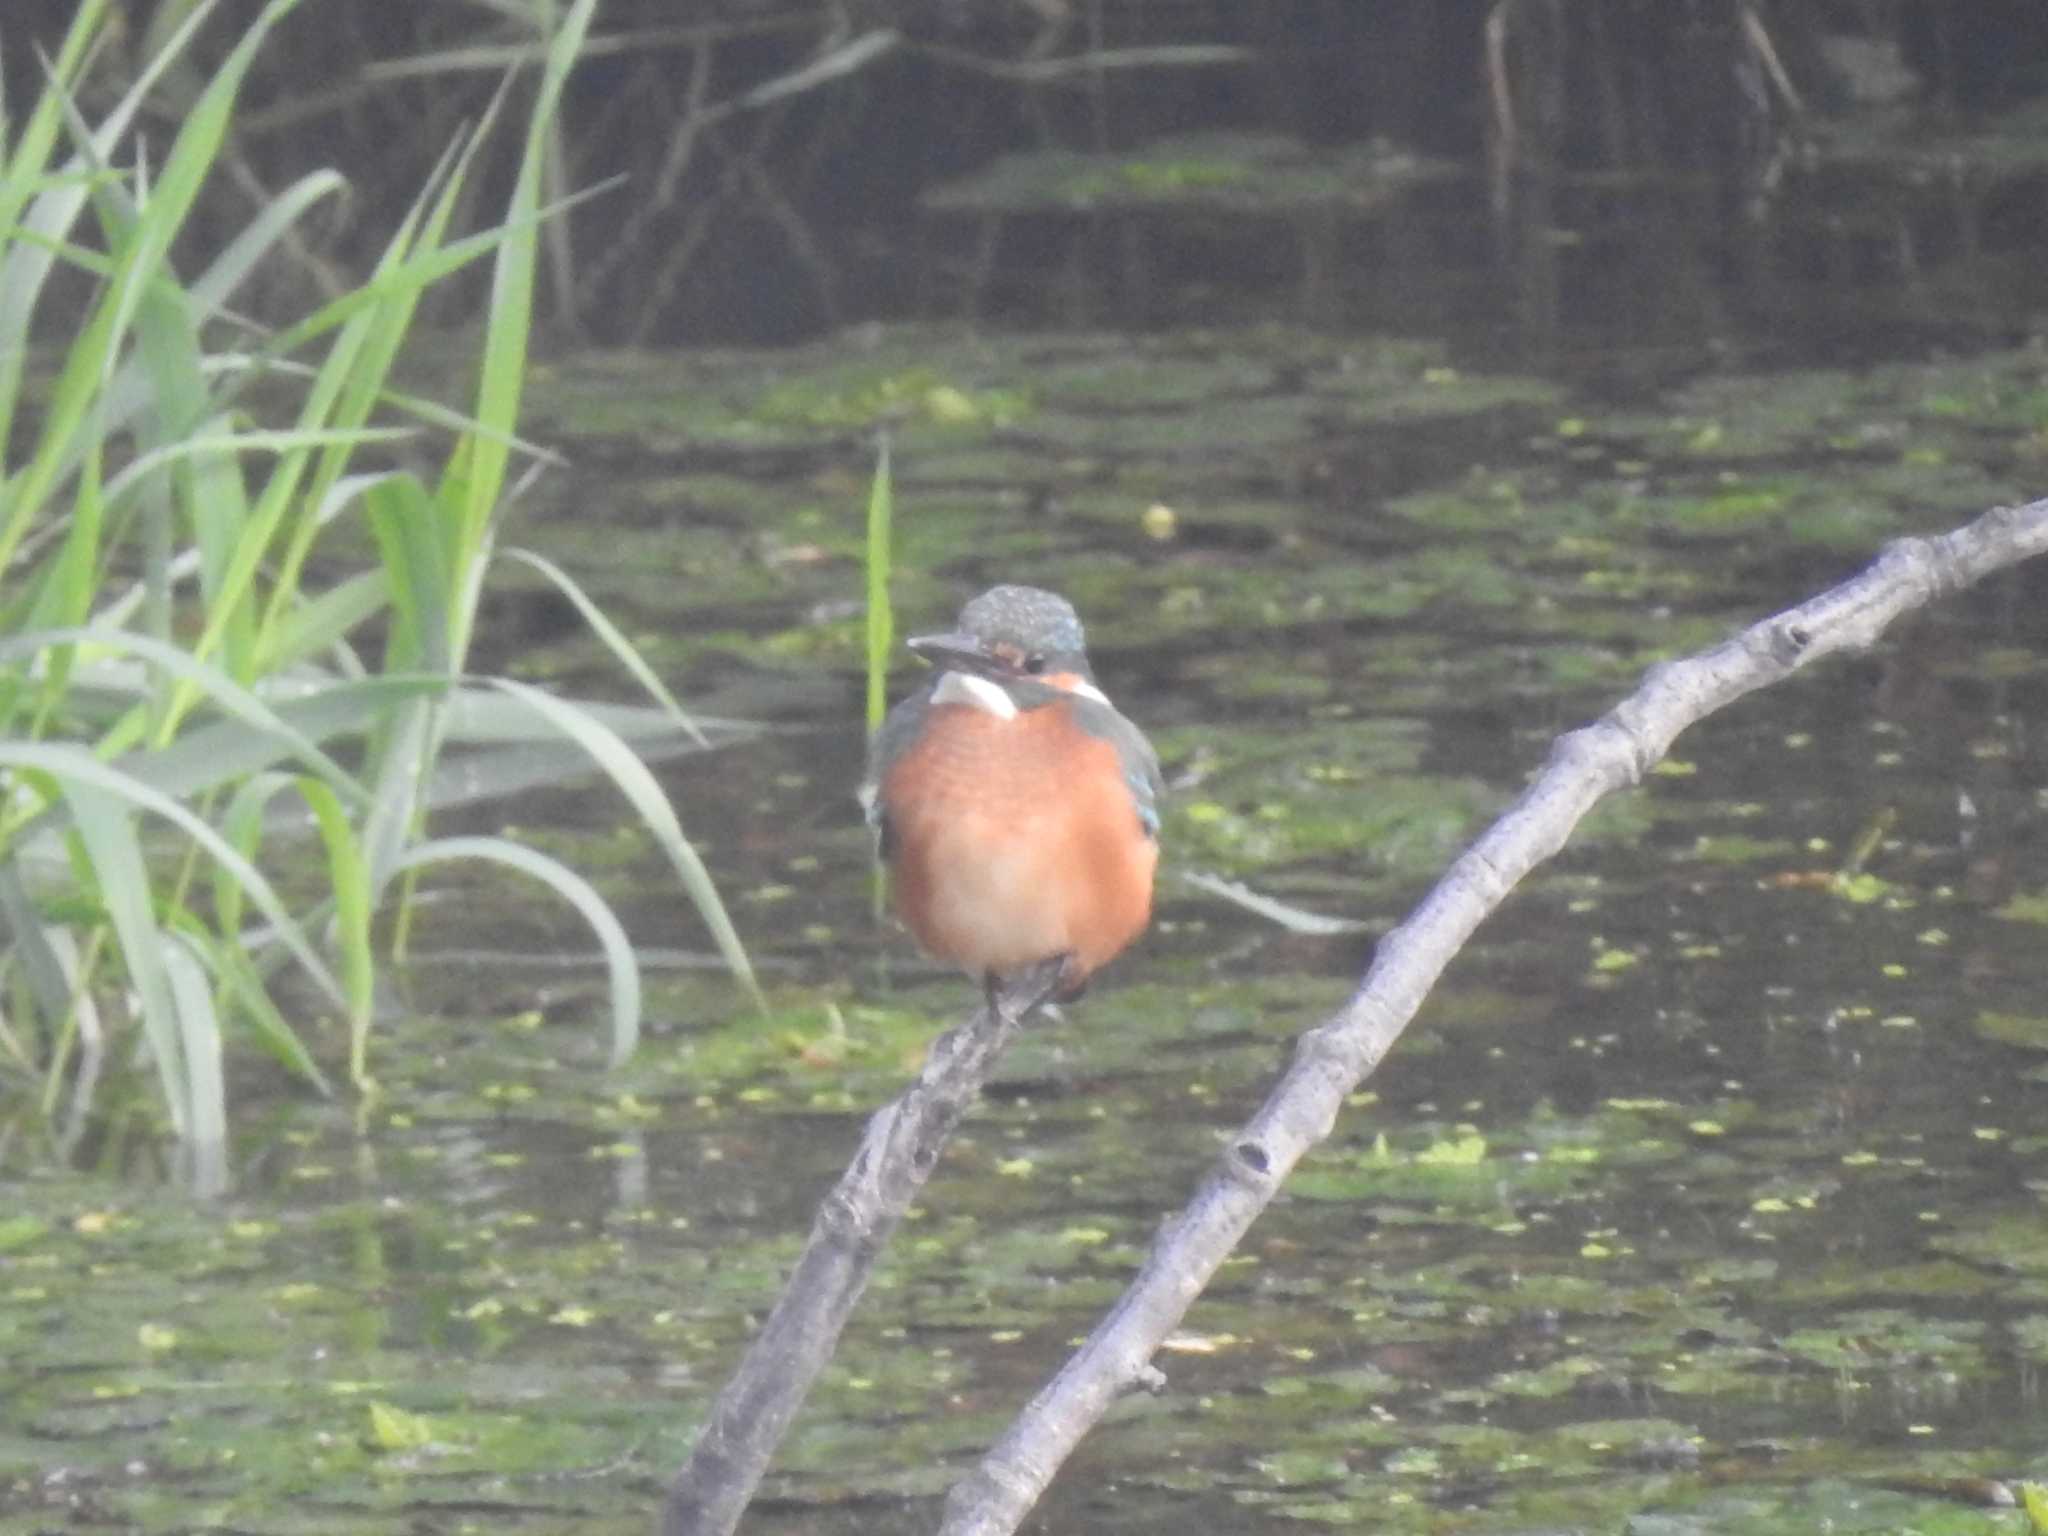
<box><xmin>878</xmin><ymin>698</ymin><xmax>1156</xmax><ymax>989</ymax></box>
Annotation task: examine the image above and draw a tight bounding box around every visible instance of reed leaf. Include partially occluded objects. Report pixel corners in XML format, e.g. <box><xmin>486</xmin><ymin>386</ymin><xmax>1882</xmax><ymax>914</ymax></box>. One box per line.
<box><xmin>389</xmin><ymin>835</ymin><xmax>641</xmax><ymax>1067</ymax></box>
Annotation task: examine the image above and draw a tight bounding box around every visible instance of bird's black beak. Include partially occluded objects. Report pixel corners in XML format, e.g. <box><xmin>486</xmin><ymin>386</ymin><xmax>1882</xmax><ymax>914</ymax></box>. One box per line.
<box><xmin>907</xmin><ymin>630</ymin><xmax>1010</xmax><ymax>679</ymax></box>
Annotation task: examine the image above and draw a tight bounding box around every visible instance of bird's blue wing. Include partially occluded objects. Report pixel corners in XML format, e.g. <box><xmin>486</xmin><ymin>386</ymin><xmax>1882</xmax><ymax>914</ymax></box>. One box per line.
<box><xmin>1060</xmin><ymin>692</ymin><xmax>1163</xmax><ymax>839</ymax></box>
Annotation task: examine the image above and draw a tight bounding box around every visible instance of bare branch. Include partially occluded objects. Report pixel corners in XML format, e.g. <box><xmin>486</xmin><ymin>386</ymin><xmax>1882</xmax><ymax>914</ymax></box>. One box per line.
<box><xmin>1178</xmin><ymin>869</ymin><xmax>1372</xmax><ymax>936</ymax></box>
<box><xmin>937</xmin><ymin>497</ymin><xmax>2048</xmax><ymax>1536</ymax></box>
<box><xmin>359</xmin><ymin>15</ymin><xmax>818</xmax><ymax>83</ymax></box>
<box><xmin>915</xmin><ymin>42</ymin><xmax>1255</xmax><ymax>85</ymax></box>
<box><xmin>735</xmin><ymin>28</ymin><xmax>901</xmax><ymax>111</ymax></box>
<box><xmin>662</xmin><ymin>959</ymin><xmax>1067</xmax><ymax>1536</ymax></box>
<box><xmin>576</xmin><ymin>38</ymin><xmax>715</xmax><ymax>320</ymax></box>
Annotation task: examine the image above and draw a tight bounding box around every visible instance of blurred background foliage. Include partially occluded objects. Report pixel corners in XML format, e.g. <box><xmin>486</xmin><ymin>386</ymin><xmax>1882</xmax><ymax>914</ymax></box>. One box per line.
<box><xmin>8</xmin><ymin>0</ymin><xmax>2047</xmax><ymax>350</ymax></box>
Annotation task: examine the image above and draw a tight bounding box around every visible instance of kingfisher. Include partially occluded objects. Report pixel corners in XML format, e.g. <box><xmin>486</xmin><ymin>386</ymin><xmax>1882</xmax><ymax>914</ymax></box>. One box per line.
<box><xmin>860</xmin><ymin>584</ymin><xmax>1162</xmax><ymax>1008</ymax></box>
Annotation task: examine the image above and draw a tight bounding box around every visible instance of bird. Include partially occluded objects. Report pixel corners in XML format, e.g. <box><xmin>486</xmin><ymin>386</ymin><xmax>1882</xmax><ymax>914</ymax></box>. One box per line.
<box><xmin>860</xmin><ymin>584</ymin><xmax>1162</xmax><ymax>1011</ymax></box>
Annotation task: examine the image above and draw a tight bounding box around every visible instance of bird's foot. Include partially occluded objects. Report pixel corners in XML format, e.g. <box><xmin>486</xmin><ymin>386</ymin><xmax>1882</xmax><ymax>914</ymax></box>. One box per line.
<box><xmin>985</xmin><ymin>955</ymin><xmax>1071</xmax><ymax>1025</ymax></box>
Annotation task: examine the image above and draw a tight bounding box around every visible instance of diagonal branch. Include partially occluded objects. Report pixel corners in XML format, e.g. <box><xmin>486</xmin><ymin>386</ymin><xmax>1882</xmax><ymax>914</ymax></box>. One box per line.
<box><xmin>937</xmin><ymin>497</ymin><xmax>2048</xmax><ymax>1536</ymax></box>
<box><xmin>663</xmin><ymin>959</ymin><xmax>1066</xmax><ymax>1536</ymax></box>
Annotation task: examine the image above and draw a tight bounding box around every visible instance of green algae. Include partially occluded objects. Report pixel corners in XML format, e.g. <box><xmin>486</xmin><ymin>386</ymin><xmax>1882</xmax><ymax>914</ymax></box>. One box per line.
<box><xmin>11</xmin><ymin>322</ymin><xmax>2048</xmax><ymax>1535</ymax></box>
<box><xmin>1976</xmin><ymin>1011</ymin><xmax>2048</xmax><ymax>1051</ymax></box>
<box><xmin>755</xmin><ymin>364</ymin><xmax>1031</xmax><ymax>433</ymax></box>
<box><xmin>923</xmin><ymin>132</ymin><xmax>1459</xmax><ymax>217</ymax></box>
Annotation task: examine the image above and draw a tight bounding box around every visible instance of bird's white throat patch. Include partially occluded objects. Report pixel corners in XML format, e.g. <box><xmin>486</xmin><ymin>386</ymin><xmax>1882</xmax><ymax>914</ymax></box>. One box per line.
<box><xmin>931</xmin><ymin>670</ymin><xmax>1018</xmax><ymax>719</ymax></box>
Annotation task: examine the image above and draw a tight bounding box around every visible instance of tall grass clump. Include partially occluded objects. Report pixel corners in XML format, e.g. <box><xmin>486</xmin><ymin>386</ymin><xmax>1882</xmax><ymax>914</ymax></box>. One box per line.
<box><xmin>0</xmin><ymin>0</ymin><xmax>761</xmax><ymax>1169</ymax></box>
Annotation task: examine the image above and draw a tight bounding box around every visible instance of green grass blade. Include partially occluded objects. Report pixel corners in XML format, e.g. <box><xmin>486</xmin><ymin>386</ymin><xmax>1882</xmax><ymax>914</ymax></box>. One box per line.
<box><xmin>249</xmin><ymin>178</ymin><xmax>620</xmax><ymax>376</ymax></box>
<box><xmin>104</xmin><ymin>675</ymin><xmax>444</xmax><ymax>807</ymax></box>
<box><xmin>0</xmin><ymin>0</ymin><xmax>130</xmax><ymax>442</ymax></box>
<box><xmin>363</xmin><ymin>473</ymin><xmax>450</xmax><ymax>673</ymax></box>
<box><xmin>0</xmin><ymin>743</ymin><xmax>348</xmax><ymax>1015</ymax></box>
<box><xmin>0</xmin><ymin>0</ymin><xmax>289</xmax><ymax>584</ymax></box>
<box><xmin>93</xmin><ymin>0</ymin><xmax>303</xmax><ymax>357</ymax></box>
<box><xmin>500</xmin><ymin>546</ymin><xmax>707</xmax><ymax>744</ymax></box>
<box><xmin>0</xmin><ymin>248</ymin><xmax>127</xmax><ymax>584</ymax></box>
<box><xmin>390</xmin><ymin>835</ymin><xmax>641</xmax><ymax>1068</ymax></box>
<box><xmin>436</xmin><ymin>690</ymin><xmax>757</xmax><ymax>746</ymax></box>
<box><xmin>487</xmin><ymin>678</ymin><xmax>765</xmax><ymax>1013</ymax></box>
<box><xmin>213</xmin><ymin>770</ymin><xmax>292</xmax><ymax>958</ymax></box>
<box><xmin>260</xmin><ymin>568</ymin><xmax>391</xmax><ymax>673</ymax></box>
<box><xmin>863</xmin><ymin>437</ymin><xmax>894</xmax><ymax>920</ymax></box>
<box><xmin>371</xmin><ymin>383</ymin><xmax>569</xmax><ymax>467</ymax></box>
<box><xmin>2017</xmin><ymin>1480</ymin><xmax>2047</xmax><ymax>1533</ymax></box>
<box><xmin>100</xmin><ymin>425</ymin><xmax>416</xmax><ymax>510</ymax></box>
<box><xmin>161</xmin><ymin>934</ymin><xmax>226</xmax><ymax>1149</ymax></box>
<box><xmin>864</xmin><ymin>435</ymin><xmax>894</xmax><ymax>737</ymax></box>
<box><xmin>188</xmin><ymin>167</ymin><xmax>347</xmax><ymax>315</ymax></box>
<box><xmin>250</xmin><ymin>129</ymin><xmax>482</xmax><ymax>654</ymax></box>
<box><xmin>361</xmin><ymin>701</ymin><xmax>434</xmax><ymax>901</ymax></box>
<box><xmin>455</xmin><ymin>0</ymin><xmax>598</xmax><ymax>586</ymax></box>
<box><xmin>207</xmin><ymin>938</ymin><xmax>334</xmax><ymax>1098</ymax></box>
<box><xmin>53</xmin><ymin>778</ymin><xmax>188</xmax><ymax>1138</ymax></box>
<box><xmin>21</xmin><ymin>423</ymin><xmax>106</xmax><ymax>636</ymax></box>
<box><xmin>138</xmin><ymin>374</ymin><xmax>260</xmax><ymax>692</ymax></box>
<box><xmin>0</xmin><ymin>860</ymin><xmax>76</xmax><ymax>1046</ymax></box>
<box><xmin>296</xmin><ymin>777</ymin><xmax>374</xmax><ymax>1087</ymax></box>
<box><xmin>0</xmin><ymin>628</ymin><xmax>371</xmax><ymax>807</ymax></box>
<box><xmin>358</xmin><ymin>467</ymin><xmax>456</xmax><ymax>922</ymax></box>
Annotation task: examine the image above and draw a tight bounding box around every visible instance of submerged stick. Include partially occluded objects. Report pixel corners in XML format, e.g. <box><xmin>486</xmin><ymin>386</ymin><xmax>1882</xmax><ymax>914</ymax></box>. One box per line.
<box><xmin>938</xmin><ymin>498</ymin><xmax>2048</xmax><ymax>1536</ymax></box>
<box><xmin>662</xmin><ymin>958</ymin><xmax>1064</xmax><ymax>1536</ymax></box>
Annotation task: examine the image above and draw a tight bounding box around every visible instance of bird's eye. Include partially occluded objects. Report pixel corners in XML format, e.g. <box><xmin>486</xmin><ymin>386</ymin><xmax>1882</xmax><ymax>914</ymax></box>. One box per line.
<box><xmin>1022</xmin><ymin>654</ymin><xmax>1047</xmax><ymax>675</ymax></box>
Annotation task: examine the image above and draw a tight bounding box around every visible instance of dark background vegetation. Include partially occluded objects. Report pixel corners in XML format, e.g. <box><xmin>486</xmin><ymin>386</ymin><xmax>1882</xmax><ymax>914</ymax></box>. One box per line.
<box><xmin>10</xmin><ymin>0</ymin><xmax>2048</xmax><ymax>352</ymax></box>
